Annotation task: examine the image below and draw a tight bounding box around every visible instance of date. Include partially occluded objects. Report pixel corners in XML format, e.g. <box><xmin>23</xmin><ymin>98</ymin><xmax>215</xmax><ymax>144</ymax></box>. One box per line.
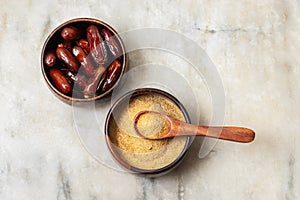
<box><xmin>60</xmin><ymin>68</ymin><xmax>75</xmax><ymax>82</ymax></box>
<box><xmin>101</xmin><ymin>29</ymin><xmax>121</xmax><ymax>58</ymax></box>
<box><xmin>44</xmin><ymin>50</ymin><xmax>57</xmax><ymax>67</ymax></box>
<box><xmin>58</xmin><ymin>40</ymin><xmax>73</xmax><ymax>51</ymax></box>
<box><xmin>87</xmin><ymin>25</ymin><xmax>107</xmax><ymax>65</ymax></box>
<box><xmin>101</xmin><ymin>60</ymin><xmax>121</xmax><ymax>92</ymax></box>
<box><xmin>49</xmin><ymin>69</ymin><xmax>72</xmax><ymax>94</ymax></box>
<box><xmin>61</xmin><ymin>69</ymin><xmax>88</xmax><ymax>90</ymax></box>
<box><xmin>72</xmin><ymin>46</ymin><xmax>95</xmax><ymax>76</ymax></box>
<box><xmin>78</xmin><ymin>39</ymin><xmax>90</xmax><ymax>53</ymax></box>
<box><xmin>84</xmin><ymin>66</ymin><xmax>106</xmax><ymax>98</ymax></box>
<box><xmin>61</xmin><ymin>26</ymin><xmax>82</xmax><ymax>40</ymax></box>
<box><xmin>74</xmin><ymin>74</ymin><xmax>88</xmax><ymax>90</ymax></box>
<box><xmin>56</xmin><ymin>47</ymin><xmax>79</xmax><ymax>72</ymax></box>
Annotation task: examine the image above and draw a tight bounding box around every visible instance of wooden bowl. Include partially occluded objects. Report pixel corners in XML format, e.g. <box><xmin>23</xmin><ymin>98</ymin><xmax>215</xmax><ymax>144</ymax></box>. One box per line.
<box><xmin>41</xmin><ymin>18</ymin><xmax>127</xmax><ymax>104</ymax></box>
<box><xmin>104</xmin><ymin>88</ymin><xmax>193</xmax><ymax>176</ymax></box>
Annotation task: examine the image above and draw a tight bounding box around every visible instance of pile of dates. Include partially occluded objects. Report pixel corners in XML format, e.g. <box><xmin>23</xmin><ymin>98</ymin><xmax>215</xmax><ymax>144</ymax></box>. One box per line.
<box><xmin>44</xmin><ymin>24</ymin><xmax>123</xmax><ymax>98</ymax></box>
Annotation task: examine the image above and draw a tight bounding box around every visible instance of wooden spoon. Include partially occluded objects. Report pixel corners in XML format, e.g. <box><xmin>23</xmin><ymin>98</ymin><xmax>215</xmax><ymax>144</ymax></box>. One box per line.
<box><xmin>133</xmin><ymin>111</ymin><xmax>255</xmax><ymax>143</ymax></box>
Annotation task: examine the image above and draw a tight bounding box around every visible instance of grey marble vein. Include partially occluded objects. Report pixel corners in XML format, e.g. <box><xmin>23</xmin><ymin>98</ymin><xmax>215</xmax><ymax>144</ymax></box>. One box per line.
<box><xmin>57</xmin><ymin>164</ymin><xmax>72</xmax><ymax>200</ymax></box>
<box><xmin>286</xmin><ymin>153</ymin><xmax>295</xmax><ymax>200</ymax></box>
<box><xmin>194</xmin><ymin>26</ymin><xmax>249</xmax><ymax>34</ymax></box>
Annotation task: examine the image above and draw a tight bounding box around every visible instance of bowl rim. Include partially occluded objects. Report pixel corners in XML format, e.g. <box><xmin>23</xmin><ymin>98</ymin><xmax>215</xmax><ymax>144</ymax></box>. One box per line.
<box><xmin>41</xmin><ymin>17</ymin><xmax>127</xmax><ymax>103</ymax></box>
<box><xmin>104</xmin><ymin>88</ymin><xmax>193</xmax><ymax>175</ymax></box>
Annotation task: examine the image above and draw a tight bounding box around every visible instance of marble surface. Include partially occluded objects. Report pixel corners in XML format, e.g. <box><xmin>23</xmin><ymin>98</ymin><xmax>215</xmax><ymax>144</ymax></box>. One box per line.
<box><xmin>0</xmin><ymin>0</ymin><xmax>299</xmax><ymax>199</ymax></box>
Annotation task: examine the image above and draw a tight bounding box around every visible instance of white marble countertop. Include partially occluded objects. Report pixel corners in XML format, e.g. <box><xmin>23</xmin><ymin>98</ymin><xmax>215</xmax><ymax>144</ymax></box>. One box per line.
<box><xmin>0</xmin><ymin>0</ymin><xmax>299</xmax><ymax>199</ymax></box>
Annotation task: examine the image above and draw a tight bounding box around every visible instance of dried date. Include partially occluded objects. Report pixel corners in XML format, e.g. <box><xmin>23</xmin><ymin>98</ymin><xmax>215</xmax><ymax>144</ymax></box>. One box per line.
<box><xmin>101</xmin><ymin>29</ymin><xmax>121</xmax><ymax>58</ymax></box>
<box><xmin>87</xmin><ymin>25</ymin><xmax>107</xmax><ymax>65</ymax></box>
<box><xmin>84</xmin><ymin>66</ymin><xmax>106</xmax><ymax>98</ymax></box>
<box><xmin>61</xmin><ymin>68</ymin><xmax>88</xmax><ymax>90</ymax></box>
<box><xmin>44</xmin><ymin>50</ymin><xmax>57</xmax><ymax>67</ymax></box>
<box><xmin>61</xmin><ymin>26</ymin><xmax>82</xmax><ymax>40</ymax></box>
<box><xmin>49</xmin><ymin>69</ymin><xmax>72</xmax><ymax>94</ymax></box>
<box><xmin>101</xmin><ymin>60</ymin><xmax>121</xmax><ymax>92</ymax></box>
<box><xmin>58</xmin><ymin>40</ymin><xmax>73</xmax><ymax>52</ymax></box>
<box><xmin>78</xmin><ymin>39</ymin><xmax>90</xmax><ymax>53</ymax></box>
<box><xmin>56</xmin><ymin>47</ymin><xmax>79</xmax><ymax>72</ymax></box>
<box><xmin>72</xmin><ymin>46</ymin><xmax>95</xmax><ymax>76</ymax></box>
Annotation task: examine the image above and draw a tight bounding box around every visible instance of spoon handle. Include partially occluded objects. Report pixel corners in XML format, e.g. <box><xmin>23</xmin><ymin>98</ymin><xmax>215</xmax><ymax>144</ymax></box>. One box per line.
<box><xmin>170</xmin><ymin>119</ymin><xmax>255</xmax><ymax>143</ymax></box>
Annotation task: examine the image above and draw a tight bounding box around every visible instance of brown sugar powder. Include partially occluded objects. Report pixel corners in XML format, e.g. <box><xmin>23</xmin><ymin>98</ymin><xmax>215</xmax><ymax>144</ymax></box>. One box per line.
<box><xmin>108</xmin><ymin>93</ymin><xmax>188</xmax><ymax>170</ymax></box>
<box><xmin>135</xmin><ymin>111</ymin><xmax>168</xmax><ymax>139</ymax></box>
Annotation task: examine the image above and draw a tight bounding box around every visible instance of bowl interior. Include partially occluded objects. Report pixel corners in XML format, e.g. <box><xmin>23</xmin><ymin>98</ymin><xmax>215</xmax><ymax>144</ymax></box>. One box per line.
<box><xmin>105</xmin><ymin>88</ymin><xmax>192</xmax><ymax>175</ymax></box>
<box><xmin>41</xmin><ymin>18</ymin><xmax>126</xmax><ymax>103</ymax></box>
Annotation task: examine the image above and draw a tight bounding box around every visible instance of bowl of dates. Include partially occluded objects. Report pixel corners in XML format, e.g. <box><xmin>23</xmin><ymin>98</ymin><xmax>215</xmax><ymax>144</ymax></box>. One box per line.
<box><xmin>41</xmin><ymin>18</ymin><xmax>127</xmax><ymax>103</ymax></box>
